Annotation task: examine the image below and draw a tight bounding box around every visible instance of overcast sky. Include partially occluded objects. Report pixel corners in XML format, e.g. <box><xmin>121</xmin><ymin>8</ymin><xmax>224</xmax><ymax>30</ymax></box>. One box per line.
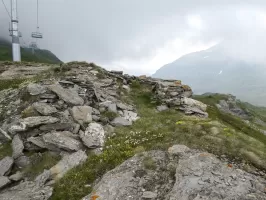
<box><xmin>1</xmin><ymin>0</ymin><xmax>266</xmax><ymax>75</ymax></box>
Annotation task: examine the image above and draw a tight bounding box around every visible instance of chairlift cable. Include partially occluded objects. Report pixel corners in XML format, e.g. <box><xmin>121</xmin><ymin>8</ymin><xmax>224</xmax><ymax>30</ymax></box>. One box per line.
<box><xmin>1</xmin><ymin>0</ymin><xmax>11</xmax><ymax>19</ymax></box>
<box><xmin>37</xmin><ymin>0</ymin><xmax>39</xmax><ymax>29</ymax></box>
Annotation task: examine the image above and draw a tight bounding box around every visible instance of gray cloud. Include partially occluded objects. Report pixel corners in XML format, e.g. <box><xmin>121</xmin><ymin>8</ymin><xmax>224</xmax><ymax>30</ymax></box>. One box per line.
<box><xmin>1</xmin><ymin>0</ymin><xmax>266</xmax><ymax>71</ymax></box>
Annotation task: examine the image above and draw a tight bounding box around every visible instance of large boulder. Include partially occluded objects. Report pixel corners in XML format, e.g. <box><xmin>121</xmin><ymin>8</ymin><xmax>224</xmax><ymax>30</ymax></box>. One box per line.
<box><xmin>167</xmin><ymin>151</ymin><xmax>266</xmax><ymax>199</ymax></box>
<box><xmin>43</xmin><ymin>131</ymin><xmax>83</xmax><ymax>152</ymax></box>
<box><xmin>82</xmin><ymin>151</ymin><xmax>170</xmax><ymax>200</ymax></box>
<box><xmin>181</xmin><ymin>97</ymin><xmax>207</xmax><ymax>111</ymax></box>
<box><xmin>49</xmin><ymin>150</ymin><xmax>87</xmax><ymax>180</ymax></box>
<box><xmin>0</xmin><ymin>157</ymin><xmax>14</xmax><ymax>176</ymax></box>
<box><xmin>79</xmin><ymin>123</ymin><xmax>105</xmax><ymax>148</ymax></box>
<box><xmin>0</xmin><ymin>181</ymin><xmax>53</xmax><ymax>200</ymax></box>
<box><xmin>82</xmin><ymin>145</ymin><xmax>266</xmax><ymax>200</ymax></box>
<box><xmin>32</xmin><ymin>102</ymin><xmax>58</xmax><ymax>116</ymax></box>
<box><xmin>70</xmin><ymin>106</ymin><xmax>93</xmax><ymax>126</ymax></box>
<box><xmin>48</xmin><ymin>84</ymin><xmax>84</xmax><ymax>105</ymax></box>
<box><xmin>12</xmin><ymin>135</ymin><xmax>24</xmax><ymax>159</ymax></box>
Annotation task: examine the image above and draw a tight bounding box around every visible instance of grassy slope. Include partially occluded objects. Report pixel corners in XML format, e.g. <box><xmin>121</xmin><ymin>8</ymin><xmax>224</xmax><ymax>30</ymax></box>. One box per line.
<box><xmin>51</xmin><ymin>82</ymin><xmax>266</xmax><ymax>200</ymax></box>
<box><xmin>0</xmin><ymin>42</ymin><xmax>62</xmax><ymax>64</ymax></box>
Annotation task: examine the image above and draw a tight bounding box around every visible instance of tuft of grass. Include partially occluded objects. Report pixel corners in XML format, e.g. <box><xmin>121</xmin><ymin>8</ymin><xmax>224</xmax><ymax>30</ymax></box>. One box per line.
<box><xmin>101</xmin><ymin>111</ymin><xmax>119</xmax><ymax>121</ymax></box>
<box><xmin>0</xmin><ymin>79</ymin><xmax>27</xmax><ymax>91</ymax></box>
<box><xmin>22</xmin><ymin>151</ymin><xmax>61</xmax><ymax>180</ymax></box>
<box><xmin>0</xmin><ymin>143</ymin><xmax>12</xmax><ymax>160</ymax></box>
<box><xmin>21</xmin><ymin>106</ymin><xmax>39</xmax><ymax>118</ymax></box>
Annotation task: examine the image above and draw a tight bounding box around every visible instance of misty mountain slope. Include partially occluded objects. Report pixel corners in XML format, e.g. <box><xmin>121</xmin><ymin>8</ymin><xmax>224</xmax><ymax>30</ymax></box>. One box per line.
<box><xmin>0</xmin><ymin>39</ymin><xmax>62</xmax><ymax>64</ymax></box>
<box><xmin>153</xmin><ymin>45</ymin><xmax>266</xmax><ymax>106</ymax></box>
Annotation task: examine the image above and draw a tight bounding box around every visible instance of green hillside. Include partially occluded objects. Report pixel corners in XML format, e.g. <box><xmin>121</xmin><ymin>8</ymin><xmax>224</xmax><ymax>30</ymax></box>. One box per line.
<box><xmin>0</xmin><ymin>39</ymin><xmax>62</xmax><ymax>64</ymax></box>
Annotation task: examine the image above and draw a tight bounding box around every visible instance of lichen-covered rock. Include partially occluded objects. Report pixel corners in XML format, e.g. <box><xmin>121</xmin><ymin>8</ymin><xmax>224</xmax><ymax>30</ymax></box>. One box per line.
<box><xmin>82</xmin><ymin>145</ymin><xmax>266</xmax><ymax>200</ymax></box>
<box><xmin>48</xmin><ymin>84</ymin><xmax>84</xmax><ymax>105</ymax></box>
<box><xmin>79</xmin><ymin>123</ymin><xmax>105</xmax><ymax>148</ymax></box>
<box><xmin>82</xmin><ymin>151</ymin><xmax>171</xmax><ymax>200</ymax></box>
<box><xmin>70</xmin><ymin>106</ymin><xmax>93</xmax><ymax>126</ymax></box>
<box><xmin>49</xmin><ymin>150</ymin><xmax>87</xmax><ymax>180</ymax></box>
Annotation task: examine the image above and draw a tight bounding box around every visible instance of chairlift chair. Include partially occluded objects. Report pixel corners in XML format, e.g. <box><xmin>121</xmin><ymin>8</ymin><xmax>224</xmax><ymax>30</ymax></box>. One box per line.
<box><xmin>31</xmin><ymin>30</ymin><xmax>43</xmax><ymax>39</ymax></box>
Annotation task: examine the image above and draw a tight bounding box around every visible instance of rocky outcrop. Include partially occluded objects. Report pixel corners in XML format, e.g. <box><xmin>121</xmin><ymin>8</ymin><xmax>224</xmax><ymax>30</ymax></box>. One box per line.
<box><xmin>152</xmin><ymin>80</ymin><xmax>208</xmax><ymax>117</ymax></box>
<box><xmin>83</xmin><ymin>145</ymin><xmax>266</xmax><ymax>200</ymax></box>
<box><xmin>216</xmin><ymin>94</ymin><xmax>250</xmax><ymax>119</ymax></box>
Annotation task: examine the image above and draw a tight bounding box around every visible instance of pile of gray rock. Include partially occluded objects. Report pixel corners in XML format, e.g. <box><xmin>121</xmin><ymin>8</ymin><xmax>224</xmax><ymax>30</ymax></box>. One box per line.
<box><xmin>216</xmin><ymin>94</ymin><xmax>250</xmax><ymax>119</ymax></box>
<box><xmin>153</xmin><ymin>79</ymin><xmax>208</xmax><ymax>117</ymax></box>
<box><xmin>0</xmin><ymin>62</ymin><xmax>210</xmax><ymax>198</ymax></box>
<box><xmin>83</xmin><ymin>144</ymin><xmax>266</xmax><ymax>200</ymax></box>
<box><xmin>0</xmin><ymin>62</ymin><xmax>141</xmax><ymax>198</ymax></box>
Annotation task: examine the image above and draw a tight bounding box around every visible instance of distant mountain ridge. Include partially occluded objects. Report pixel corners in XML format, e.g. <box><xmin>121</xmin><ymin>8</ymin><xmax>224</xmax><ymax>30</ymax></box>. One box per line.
<box><xmin>0</xmin><ymin>39</ymin><xmax>62</xmax><ymax>64</ymax></box>
<box><xmin>153</xmin><ymin>44</ymin><xmax>266</xmax><ymax>106</ymax></box>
